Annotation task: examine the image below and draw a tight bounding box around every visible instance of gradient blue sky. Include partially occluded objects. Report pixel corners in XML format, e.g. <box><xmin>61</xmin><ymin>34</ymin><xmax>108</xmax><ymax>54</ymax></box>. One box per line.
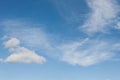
<box><xmin>0</xmin><ymin>0</ymin><xmax>120</xmax><ymax>80</ymax></box>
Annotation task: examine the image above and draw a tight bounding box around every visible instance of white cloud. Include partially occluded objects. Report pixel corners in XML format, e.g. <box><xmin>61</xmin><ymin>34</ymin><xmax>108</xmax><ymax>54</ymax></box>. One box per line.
<box><xmin>1</xmin><ymin>20</ymin><xmax>55</xmax><ymax>53</ymax></box>
<box><xmin>4</xmin><ymin>37</ymin><xmax>20</xmax><ymax>48</ymax></box>
<box><xmin>1</xmin><ymin>19</ymin><xmax>120</xmax><ymax>66</ymax></box>
<box><xmin>59</xmin><ymin>38</ymin><xmax>118</xmax><ymax>66</ymax></box>
<box><xmin>4</xmin><ymin>37</ymin><xmax>46</xmax><ymax>64</ymax></box>
<box><xmin>5</xmin><ymin>47</ymin><xmax>46</xmax><ymax>64</ymax></box>
<box><xmin>82</xmin><ymin>0</ymin><xmax>120</xmax><ymax>34</ymax></box>
<box><xmin>0</xmin><ymin>19</ymin><xmax>60</xmax><ymax>64</ymax></box>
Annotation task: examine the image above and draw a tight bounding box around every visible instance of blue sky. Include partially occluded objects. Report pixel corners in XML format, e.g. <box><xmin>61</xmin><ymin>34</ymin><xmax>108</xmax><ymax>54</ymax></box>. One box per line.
<box><xmin>0</xmin><ymin>0</ymin><xmax>120</xmax><ymax>80</ymax></box>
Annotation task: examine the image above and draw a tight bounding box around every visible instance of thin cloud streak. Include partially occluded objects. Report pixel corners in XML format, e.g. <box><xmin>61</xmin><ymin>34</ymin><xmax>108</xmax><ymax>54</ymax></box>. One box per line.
<box><xmin>59</xmin><ymin>38</ymin><xmax>120</xmax><ymax>66</ymax></box>
<box><xmin>51</xmin><ymin>0</ymin><xmax>84</xmax><ymax>24</ymax></box>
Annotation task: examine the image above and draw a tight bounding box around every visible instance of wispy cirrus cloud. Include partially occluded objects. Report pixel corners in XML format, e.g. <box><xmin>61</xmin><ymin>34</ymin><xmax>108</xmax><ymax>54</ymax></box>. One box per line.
<box><xmin>82</xmin><ymin>0</ymin><xmax>120</xmax><ymax>34</ymax></box>
<box><xmin>1</xmin><ymin>19</ymin><xmax>55</xmax><ymax>53</ymax></box>
<box><xmin>0</xmin><ymin>19</ymin><xmax>58</xmax><ymax>64</ymax></box>
<box><xmin>3</xmin><ymin>37</ymin><xmax>46</xmax><ymax>64</ymax></box>
<box><xmin>1</xmin><ymin>18</ymin><xmax>120</xmax><ymax>66</ymax></box>
<box><xmin>51</xmin><ymin>0</ymin><xmax>84</xmax><ymax>24</ymax></box>
<box><xmin>59</xmin><ymin>38</ymin><xmax>120</xmax><ymax>66</ymax></box>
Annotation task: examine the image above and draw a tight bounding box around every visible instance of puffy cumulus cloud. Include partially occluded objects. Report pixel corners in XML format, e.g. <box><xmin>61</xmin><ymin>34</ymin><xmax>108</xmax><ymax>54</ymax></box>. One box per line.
<box><xmin>3</xmin><ymin>37</ymin><xmax>46</xmax><ymax>64</ymax></box>
<box><xmin>59</xmin><ymin>38</ymin><xmax>119</xmax><ymax>66</ymax></box>
<box><xmin>5</xmin><ymin>47</ymin><xmax>46</xmax><ymax>64</ymax></box>
<box><xmin>4</xmin><ymin>37</ymin><xmax>20</xmax><ymax>48</ymax></box>
<box><xmin>82</xmin><ymin>0</ymin><xmax>120</xmax><ymax>34</ymax></box>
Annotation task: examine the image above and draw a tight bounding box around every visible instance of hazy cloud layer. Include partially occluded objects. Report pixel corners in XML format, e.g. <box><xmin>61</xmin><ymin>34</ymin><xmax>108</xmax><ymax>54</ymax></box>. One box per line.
<box><xmin>1</xmin><ymin>20</ymin><xmax>55</xmax><ymax>52</ymax></box>
<box><xmin>1</xmin><ymin>17</ymin><xmax>120</xmax><ymax>66</ymax></box>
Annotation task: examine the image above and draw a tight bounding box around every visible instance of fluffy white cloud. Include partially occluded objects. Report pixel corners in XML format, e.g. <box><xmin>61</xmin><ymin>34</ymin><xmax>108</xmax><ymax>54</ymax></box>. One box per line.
<box><xmin>59</xmin><ymin>38</ymin><xmax>118</xmax><ymax>66</ymax></box>
<box><xmin>4</xmin><ymin>37</ymin><xmax>20</xmax><ymax>48</ymax></box>
<box><xmin>4</xmin><ymin>37</ymin><xmax>46</xmax><ymax>64</ymax></box>
<box><xmin>5</xmin><ymin>47</ymin><xmax>46</xmax><ymax>64</ymax></box>
<box><xmin>82</xmin><ymin>0</ymin><xmax>120</xmax><ymax>34</ymax></box>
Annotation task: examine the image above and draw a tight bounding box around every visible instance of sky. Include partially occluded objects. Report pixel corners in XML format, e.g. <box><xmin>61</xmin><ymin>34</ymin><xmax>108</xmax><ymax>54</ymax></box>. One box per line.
<box><xmin>0</xmin><ymin>0</ymin><xmax>120</xmax><ymax>80</ymax></box>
